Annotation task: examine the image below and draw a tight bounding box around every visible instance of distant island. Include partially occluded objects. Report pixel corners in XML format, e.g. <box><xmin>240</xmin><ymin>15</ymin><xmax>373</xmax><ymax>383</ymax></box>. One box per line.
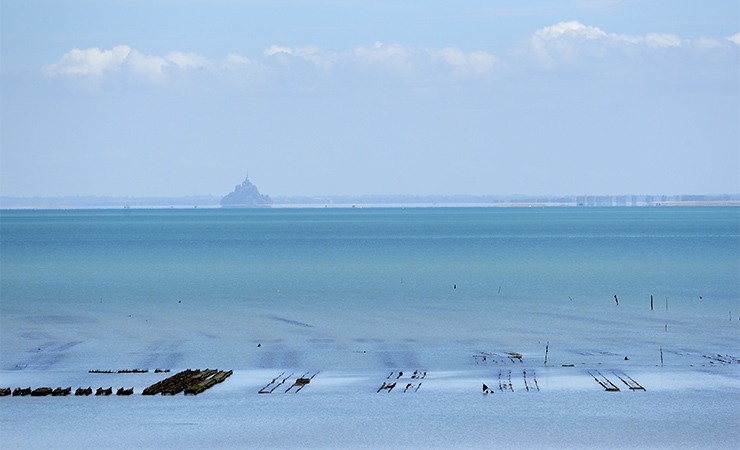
<box><xmin>220</xmin><ymin>173</ymin><xmax>272</xmax><ymax>208</ymax></box>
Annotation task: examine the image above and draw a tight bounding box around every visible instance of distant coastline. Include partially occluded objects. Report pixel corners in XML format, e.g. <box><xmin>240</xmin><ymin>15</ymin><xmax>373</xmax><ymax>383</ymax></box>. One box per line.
<box><xmin>1</xmin><ymin>194</ymin><xmax>738</xmax><ymax>209</ymax></box>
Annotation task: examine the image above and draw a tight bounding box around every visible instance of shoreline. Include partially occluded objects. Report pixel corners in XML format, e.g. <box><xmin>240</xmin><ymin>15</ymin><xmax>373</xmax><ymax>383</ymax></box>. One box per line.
<box><xmin>2</xmin><ymin>201</ymin><xmax>739</xmax><ymax>210</ymax></box>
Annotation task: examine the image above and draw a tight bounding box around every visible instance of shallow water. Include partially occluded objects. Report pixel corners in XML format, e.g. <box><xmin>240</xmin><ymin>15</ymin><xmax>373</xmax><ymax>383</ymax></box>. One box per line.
<box><xmin>1</xmin><ymin>207</ymin><xmax>738</xmax><ymax>448</ymax></box>
<box><xmin>2</xmin><ymin>207</ymin><xmax>738</xmax><ymax>371</ymax></box>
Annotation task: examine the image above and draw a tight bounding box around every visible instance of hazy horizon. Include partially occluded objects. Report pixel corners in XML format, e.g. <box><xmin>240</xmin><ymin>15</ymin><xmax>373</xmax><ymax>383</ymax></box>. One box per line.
<box><xmin>1</xmin><ymin>192</ymin><xmax>738</xmax><ymax>209</ymax></box>
<box><xmin>3</xmin><ymin>191</ymin><xmax>740</xmax><ymax>198</ymax></box>
<box><xmin>2</xmin><ymin>175</ymin><xmax>740</xmax><ymax>202</ymax></box>
<box><xmin>1</xmin><ymin>1</ymin><xmax>738</xmax><ymax>198</ymax></box>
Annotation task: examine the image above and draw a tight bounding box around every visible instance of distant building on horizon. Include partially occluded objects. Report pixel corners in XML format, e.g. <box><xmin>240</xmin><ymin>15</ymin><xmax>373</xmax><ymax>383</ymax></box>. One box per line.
<box><xmin>220</xmin><ymin>173</ymin><xmax>272</xmax><ymax>208</ymax></box>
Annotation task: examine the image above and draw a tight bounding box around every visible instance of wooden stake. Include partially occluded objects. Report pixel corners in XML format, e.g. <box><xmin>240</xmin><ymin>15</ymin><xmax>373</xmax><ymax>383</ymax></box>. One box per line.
<box><xmin>650</xmin><ymin>295</ymin><xmax>653</xmax><ymax>311</ymax></box>
<box><xmin>660</xmin><ymin>347</ymin><xmax>664</xmax><ymax>366</ymax></box>
<box><xmin>544</xmin><ymin>341</ymin><xmax>549</xmax><ymax>365</ymax></box>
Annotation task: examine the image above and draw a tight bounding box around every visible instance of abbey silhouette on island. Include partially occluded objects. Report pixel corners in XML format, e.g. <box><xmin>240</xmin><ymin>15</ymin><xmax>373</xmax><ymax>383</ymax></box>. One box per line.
<box><xmin>220</xmin><ymin>172</ymin><xmax>273</xmax><ymax>208</ymax></box>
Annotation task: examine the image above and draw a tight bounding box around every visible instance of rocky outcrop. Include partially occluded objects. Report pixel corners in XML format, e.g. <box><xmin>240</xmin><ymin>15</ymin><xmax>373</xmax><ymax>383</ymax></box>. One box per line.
<box><xmin>52</xmin><ymin>387</ymin><xmax>71</xmax><ymax>396</ymax></box>
<box><xmin>31</xmin><ymin>387</ymin><xmax>53</xmax><ymax>396</ymax></box>
<box><xmin>75</xmin><ymin>387</ymin><xmax>93</xmax><ymax>396</ymax></box>
<box><xmin>221</xmin><ymin>174</ymin><xmax>272</xmax><ymax>208</ymax></box>
<box><xmin>116</xmin><ymin>387</ymin><xmax>134</xmax><ymax>396</ymax></box>
<box><xmin>95</xmin><ymin>387</ymin><xmax>112</xmax><ymax>396</ymax></box>
<box><xmin>13</xmin><ymin>387</ymin><xmax>31</xmax><ymax>396</ymax></box>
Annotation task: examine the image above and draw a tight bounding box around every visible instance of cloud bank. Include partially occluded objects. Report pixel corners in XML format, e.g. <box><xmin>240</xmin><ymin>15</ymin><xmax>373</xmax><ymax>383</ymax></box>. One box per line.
<box><xmin>43</xmin><ymin>21</ymin><xmax>738</xmax><ymax>87</ymax></box>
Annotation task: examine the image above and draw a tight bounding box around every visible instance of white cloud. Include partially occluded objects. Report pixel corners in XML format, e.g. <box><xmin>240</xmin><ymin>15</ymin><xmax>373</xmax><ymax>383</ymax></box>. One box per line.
<box><xmin>261</xmin><ymin>41</ymin><xmax>496</xmax><ymax>77</ymax></box>
<box><xmin>264</xmin><ymin>45</ymin><xmax>293</xmax><ymax>57</ymax></box>
<box><xmin>165</xmin><ymin>51</ymin><xmax>210</xmax><ymax>69</ymax></box>
<box><xmin>353</xmin><ymin>41</ymin><xmax>413</xmax><ymax>70</ymax></box>
<box><xmin>645</xmin><ymin>33</ymin><xmax>683</xmax><ymax>48</ymax></box>
<box><xmin>528</xmin><ymin>20</ymin><xmax>689</xmax><ymax>50</ymax></box>
<box><xmin>44</xmin><ymin>45</ymin><xmax>131</xmax><ymax>76</ymax></box>
<box><xmin>434</xmin><ymin>47</ymin><xmax>467</xmax><ymax>66</ymax></box>
<box><xmin>44</xmin><ymin>23</ymin><xmax>737</xmax><ymax>87</ymax></box>
<box><xmin>534</xmin><ymin>20</ymin><xmax>607</xmax><ymax>41</ymax></box>
<box><xmin>530</xmin><ymin>20</ymin><xmax>731</xmax><ymax>52</ymax></box>
<box><xmin>614</xmin><ymin>34</ymin><xmax>644</xmax><ymax>45</ymax></box>
<box><xmin>222</xmin><ymin>53</ymin><xmax>251</xmax><ymax>71</ymax></box>
<box><xmin>264</xmin><ymin>44</ymin><xmax>337</xmax><ymax>70</ymax></box>
<box><xmin>530</xmin><ymin>20</ymin><xmax>715</xmax><ymax>52</ymax></box>
<box><xmin>226</xmin><ymin>53</ymin><xmax>250</xmax><ymax>64</ymax></box>
<box><xmin>522</xmin><ymin>20</ymin><xmax>735</xmax><ymax>68</ymax></box>
<box><xmin>45</xmin><ymin>46</ymin><xmax>218</xmax><ymax>83</ymax></box>
<box><xmin>692</xmin><ymin>37</ymin><xmax>723</xmax><ymax>50</ymax></box>
<box><xmin>429</xmin><ymin>47</ymin><xmax>497</xmax><ymax>75</ymax></box>
<box><xmin>126</xmin><ymin>50</ymin><xmax>169</xmax><ymax>82</ymax></box>
<box><xmin>296</xmin><ymin>46</ymin><xmax>337</xmax><ymax>69</ymax></box>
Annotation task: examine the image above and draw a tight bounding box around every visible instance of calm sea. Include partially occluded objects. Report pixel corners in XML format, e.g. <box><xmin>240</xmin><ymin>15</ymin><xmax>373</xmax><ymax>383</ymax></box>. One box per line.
<box><xmin>1</xmin><ymin>207</ymin><xmax>738</xmax><ymax>370</ymax></box>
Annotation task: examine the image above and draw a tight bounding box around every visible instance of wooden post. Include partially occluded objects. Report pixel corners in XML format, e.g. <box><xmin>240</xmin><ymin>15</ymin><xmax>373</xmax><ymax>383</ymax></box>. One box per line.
<box><xmin>660</xmin><ymin>347</ymin><xmax>664</xmax><ymax>366</ymax></box>
<box><xmin>650</xmin><ymin>295</ymin><xmax>653</xmax><ymax>311</ymax></box>
<box><xmin>544</xmin><ymin>341</ymin><xmax>549</xmax><ymax>365</ymax></box>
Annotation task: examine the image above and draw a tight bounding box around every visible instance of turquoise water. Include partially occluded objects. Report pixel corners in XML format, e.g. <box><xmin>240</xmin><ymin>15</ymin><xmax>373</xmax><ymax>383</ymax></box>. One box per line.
<box><xmin>2</xmin><ymin>207</ymin><xmax>737</xmax><ymax>306</ymax></box>
<box><xmin>1</xmin><ymin>207</ymin><xmax>738</xmax><ymax>370</ymax></box>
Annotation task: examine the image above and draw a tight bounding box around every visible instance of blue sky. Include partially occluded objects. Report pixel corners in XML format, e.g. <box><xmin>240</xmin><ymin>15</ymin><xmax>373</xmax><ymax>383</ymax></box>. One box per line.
<box><xmin>1</xmin><ymin>0</ymin><xmax>738</xmax><ymax>197</ymax></box>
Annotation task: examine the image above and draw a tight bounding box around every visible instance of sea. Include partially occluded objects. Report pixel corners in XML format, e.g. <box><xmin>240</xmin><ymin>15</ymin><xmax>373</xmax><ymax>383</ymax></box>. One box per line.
<box><xmin>1</xmin><ymin>206</ymin><xmax>738</xmax><ymax>449</ymax></box>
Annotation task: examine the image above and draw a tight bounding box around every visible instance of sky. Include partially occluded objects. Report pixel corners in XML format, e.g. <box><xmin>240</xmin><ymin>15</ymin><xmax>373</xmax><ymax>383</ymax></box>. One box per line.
<box><xmin>1</xmin><ymin>0</ymin><xmax>738</xmax><ymax>198</ymax></box>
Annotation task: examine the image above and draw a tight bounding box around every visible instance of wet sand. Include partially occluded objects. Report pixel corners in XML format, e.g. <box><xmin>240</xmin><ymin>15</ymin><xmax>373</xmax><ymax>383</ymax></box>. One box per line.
<box><xmin>1</xmin><ymin>365</ymin><xmax>739</xmax><ymax>450</ymax></box>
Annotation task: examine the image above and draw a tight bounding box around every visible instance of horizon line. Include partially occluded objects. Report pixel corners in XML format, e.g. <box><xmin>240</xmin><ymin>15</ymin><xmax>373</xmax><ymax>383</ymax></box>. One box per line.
<box><xmin>2</xmin><ymin>192</ymin><xmax>739</xmax><ymax>199</ymax></box>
